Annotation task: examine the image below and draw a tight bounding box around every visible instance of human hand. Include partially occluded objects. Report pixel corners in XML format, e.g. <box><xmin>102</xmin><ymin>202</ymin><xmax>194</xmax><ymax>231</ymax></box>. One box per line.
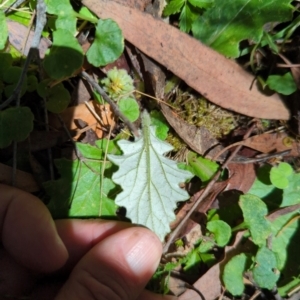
<box><xmin>0</xmin><ymin>184</ymin><xmax>175</xmax><ymax>300</ymax></box>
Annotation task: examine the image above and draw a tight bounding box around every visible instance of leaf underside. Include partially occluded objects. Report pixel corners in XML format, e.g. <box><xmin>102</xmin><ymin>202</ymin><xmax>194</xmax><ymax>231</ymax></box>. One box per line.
<box><xmin>108</xmin><ymin>112</ymin><xmax>192</xmax><ymax>241</ymax></box>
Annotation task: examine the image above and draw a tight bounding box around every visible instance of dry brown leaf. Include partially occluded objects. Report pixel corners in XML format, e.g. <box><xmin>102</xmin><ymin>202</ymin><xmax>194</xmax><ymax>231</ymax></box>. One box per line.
<box><xmin>82</xmin><ymin>0</ymin><xmax>290</xmax><ymax>120</ymax></box>
<box><xmin>178</xmin><ymin>262</ymin><xmax>222</xmax><ymax>300</ymax></box>
<box><xmin>0</xmin><ymin>163</ymin><xmax>39</xmax><ymax>192</ymax></box>
<box><xmin>267</xmin><ymin>204</ymin><xmax>300</xmax><ymax>222</ymax></box>
<box><xmin>226</xmin><ymin>163</ymin><xmax>256</xmax><ymax>193</ymax></box>
<box><xmin>161</xmin><ymin>103</ymin><xmax>226</xmax><ymax>159</ymax></box>
<box><xmin>7</xmin><ymin>20</ymin><xmax>51</xmax><ymax>58</ymax></box>
<box><xmin>49</xmin><ymin>102</ymin><xmax>114</xmax><ymax>139</ymax></box>
<box><xmin>238</xmin><ymin>131</ymin><xmax>299</xmax><ymax>156</ymax></box>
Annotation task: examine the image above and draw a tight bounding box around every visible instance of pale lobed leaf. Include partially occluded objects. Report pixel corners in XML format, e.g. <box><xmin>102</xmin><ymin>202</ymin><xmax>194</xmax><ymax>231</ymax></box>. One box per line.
<box><xmin>108</xmin><ymin>112</ymin><xmax>193</xmax><ymax>241</ymax></box>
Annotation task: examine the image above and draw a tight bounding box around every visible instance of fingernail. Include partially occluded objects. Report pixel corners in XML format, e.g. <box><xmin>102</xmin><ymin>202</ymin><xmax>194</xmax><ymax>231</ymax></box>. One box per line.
<box><xmin>124</xmin><ymin>229</ymin><xmax>162</xmax><ymax>276</ymax></box>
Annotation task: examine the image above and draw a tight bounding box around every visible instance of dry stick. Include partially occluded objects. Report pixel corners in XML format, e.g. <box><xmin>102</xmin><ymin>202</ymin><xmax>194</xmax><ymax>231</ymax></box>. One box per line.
<box><xmin>80</xmin><ymin>71</ymin><xmax>139</xmax><ymax>137</ymax></box>
<box><xmin>9</xmin><ymin>0</ymin><xmax>47</xmax><ymax>185</ymax></box>
<box><xmin>0</xmin><ymin>0</ymin><xmax>46</xmax><ymax>110</ymax></box>
<box><xmin>4</xmin><ymin>0</ymin><xmax>27</xmax><ymax>13</ymax></box>
<box><xmin>21</xmin><ymin>9</ymin><xmax>36</xmax><ymax>56</ymax></box>
<box><xmin>163</xmin><ymin>123</ymin><xmax>256</xmax><ymax>254</ymax></box>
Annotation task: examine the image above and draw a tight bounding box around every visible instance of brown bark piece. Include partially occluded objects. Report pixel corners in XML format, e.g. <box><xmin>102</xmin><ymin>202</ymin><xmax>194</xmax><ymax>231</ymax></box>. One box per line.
<box><xmin>82</xmin><ymin>0</ymin><xmax>290</xmax><ymax>120</ymax></box>
<box><xmin>161</xmin><ymin>103</ymin><xmax>226</xmax><ymax>160</ymax></box>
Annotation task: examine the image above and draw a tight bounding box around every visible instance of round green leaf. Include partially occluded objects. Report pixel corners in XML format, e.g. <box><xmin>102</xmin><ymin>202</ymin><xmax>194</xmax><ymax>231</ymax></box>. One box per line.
<box><xmin>0</xmin><ymin>53</ymin><xmax>13</xmax><ymax>80</ymax></box>
<box><xmin>46</xmin><ymin>84</ymin><xmax>70</xmax><ymax>113</ymax></box>
<box><xmin>239</xmin><ymin>194</ymin><xmax>271</xmax><ymax>247</ymax></box>
<box><xmin>43</xmin><ymin>29</ymin><xmax>83</xmax><ymax>80</ymax></box>
<box><xmin>0</xmin><ymin>107</ymin><xmax>34</xmax><ymax>148</ymax></box>
<box><xmin>27</xmin><ymin>75</ymin><xmax>38</xmax><ymax>92</ymax></box>
<box><xmin>37</xmin><ymin>80</ymin><xmax>70</xmax><ymax>113</ymax></box>
<box><xmin>3</xmin><ymin>66</ymin><xmax>23</xmax><ymax>84</ymax></box>
<box><xmin>253</xmin><ymin>246</ymin><xmax>279</xmax><ymax>289</ymax></box>
<box><xmin>118</xmin><ymin>97</ymin><xmax>140</xmax><ymax>122</ymax></box>
<box><xmin>266</xmin><ymin>72</ymin><xmax>297</xmax><ymax>96</ymax></box>
<box><xmin>3</xmin><ymin>66</ymin><xmax>27</xmax><ymax>97</ymax></box>
<box><xmin>46</xmin><ymin>0</ymin><xmax>77</xmax><ymax>34</ymax></box>
<box><xmin>86</xmin><ymin>19</ymin><xmax>124</xmax><ymax>67</ymax></box>
<box><xmin>223</xmin><ymin>254</ymin><xmax>248</xmax><ymax>296</ymax></box>
<box><xmin>207</xmin><ymin>220</ymin><xmax>231</xmax><ymax>247</ymax></box>
<box><xmin>270</xmin><ymin>162</ymin><xmax>293</xmax><ymax>189</ymax></box>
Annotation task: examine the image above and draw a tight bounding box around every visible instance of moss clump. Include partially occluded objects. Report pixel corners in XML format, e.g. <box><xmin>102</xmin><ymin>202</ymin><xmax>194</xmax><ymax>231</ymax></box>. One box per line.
<box><xmin>168</xmin><ymin>88</ymin><xmax>238</xmax><ymax>138</ymax></box>
<box><xmin>166</xmin><ymin>130</ymin><xmax>186</xmax><ymax>152</ymax></box>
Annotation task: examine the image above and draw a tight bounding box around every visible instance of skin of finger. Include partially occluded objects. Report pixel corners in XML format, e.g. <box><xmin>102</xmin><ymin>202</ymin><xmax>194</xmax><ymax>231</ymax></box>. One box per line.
<box><xmin>54</xmin><ymin>219</ymin><xmax>133</xmax><ymax>271</ymax></box>
<box><xmin>0</xmin><ymin>184</ymin><xmax>68</xmax><ymax>273</ymax></box>
<box><xmin>0</xmin><ymin>247</ymin><xmax>36</xmax><ymax>296</ymax></box>
<box><xmin>55</xmin><ymin>227</ymin><xmax>162</xmax><ymax>300</ymax></box>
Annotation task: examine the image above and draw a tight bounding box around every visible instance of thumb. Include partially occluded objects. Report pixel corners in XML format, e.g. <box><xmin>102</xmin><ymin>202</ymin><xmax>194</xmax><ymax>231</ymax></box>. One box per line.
<box><xmin>55</xmin><ymin>227</ymin><xmax>162</xmax><ymax>300</ymax></box>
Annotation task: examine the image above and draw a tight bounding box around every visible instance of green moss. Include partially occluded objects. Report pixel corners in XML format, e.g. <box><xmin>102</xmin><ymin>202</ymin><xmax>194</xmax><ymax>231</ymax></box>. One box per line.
<box><xmin>168</xmin><ymin>89</ymin><xmax>237</xmax><ymax>138</ymax></box>
<box><xmin>166</xmin><ymin>130</ymin><xmax>186</xmax><ymax>152</ymax></box>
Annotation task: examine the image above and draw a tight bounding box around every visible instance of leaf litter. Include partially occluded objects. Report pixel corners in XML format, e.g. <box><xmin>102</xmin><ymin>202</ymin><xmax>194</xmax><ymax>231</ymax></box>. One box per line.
<box><xmin>2</xmin><ymin>0</ymin><xmax>300</xmax><ymax>299</ymax></box>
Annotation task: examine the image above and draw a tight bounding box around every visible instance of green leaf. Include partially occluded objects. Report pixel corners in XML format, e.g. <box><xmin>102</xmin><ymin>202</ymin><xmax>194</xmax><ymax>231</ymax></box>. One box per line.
<box><xmin>183</xmin><ymin>249</ymin><xmax>201</xmax><ymax>271</ymax></box>
<box><xmin>107</xmin><ymin>111</ymin><xmax>193</xmax><ymax>241</ymax></box>
<box><xmin>3</xmin><ymin>66</ymin><xmax>23</xmax><ymax>84</ymax></box>
<box><xmin>118</xmin><ymin>97</ymin><xmax>140</xmax><ymax>122</ymax></box>
<box><xmin>179</xmin><ymin>3</ymin><xmax>197</xmax><ymax>32</ymax></box>
<box><xmin>188</xmin><ymin>0</ymin><xmax>213</xmax><ymax>9</ymax></box>
<box><xmin>271</xmin><ymin>172</ymin><xmax>300</xmax><ymax>273</ymax></box>
<box><xmin>192</xmin><ymin>0</ymin><xmax>294</xmax><ymax>57</ymax></box>
<box><xmin>0</xmin><ymin>107</ymin><xmax>34</xmax><ymax>148</ymax></box>
<box><xmin>270</xmin><ymin>162</ymin><xmax>293</xmax><ymax>189</ymax></box>
<box><xmin>163</xmin><ymin>0</ymin><xmax>185</xmax><ymax>16</ymax></box>
<box><xmin>3</xmin><ymin>66</ymin><xmax>27</xmax><ymax>97</ymax></box>
<box><xmin>207</xmin><ymin>220</ymin><xmax>231</xmax><ymax>247</ymax></box>
<box><xmin>0</xmin><ymin>53</ymin><xmax>13</xmax><ymax>80</ymax></box>
<box><xmin>187</xmin><ymin>151</ymin><xmax>219</xmax><ymax>182</ymax></box>
<box><xmin>239</xmin><ymin>194</ymin><xmax>272</xmax><ymax>247</ymax></box>
<box><xmin>150</xmin><ymin>110</ymin><xmax>169</xmax><ymax>140</ymax></box>
<box><xmin>0</xmin><ymin>11</ymin><xmax>8</xmax><ymax>50</ymax></box>
<box><xmin>253</xmin><ymin>246</ymin><xmax>279</xmax><ymax>289</ymax></box>
<box><xmin>45</xmin><ymin>157</ymin><xmax>117</xmax><ymax>218</ymax></box>
<box><xmin>223</xmin><ymin>253</ymin><xmax>248</xmax><ymax>296</ymax></box>
<box><xmin>266</xmin><ymin>72</ymin><xmax>297</xmax><ymax>96</ymax></box>
<box><xmin>78</xmin><ymin>6</ymin><xmax>98</xmax><ymax>23</ymax></box>
<box><xmin>27</xmin><ymin>75</ymin><xmax>38</xmax><ymax>92</ymax></box>
<box><xmin>86</xmin><ymin>19</ymin><xmax>124</xmax><ymax>67</ymax></box>
<box><xmin>43</xmin><ymin>29</ymin><xmax>83</xmax><ymax>80</ymax></box>
<box><xmin>76</xmin><ymin>142</ymin><xmax>103</xmax><ymax>159</ymax></box>
<box><xmin>37</xmin><ymin>81</ymin><xmax>70</xmax><ymax>113</ymax></box>
<box><xmin>46</xmin><ymin>0</ymin><xmax>77</xmax><ymax>34</ymax></box>
<box><xmin>248</xmin><ymin>165</ymin><xmax>276</xmax><ymax>199</ymax></box>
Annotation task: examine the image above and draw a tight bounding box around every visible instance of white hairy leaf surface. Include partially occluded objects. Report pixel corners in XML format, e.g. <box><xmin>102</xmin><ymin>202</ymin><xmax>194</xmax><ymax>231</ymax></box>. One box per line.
<box><xmin>108</xmin><ymin>112</ymin><xmax>193</xmax><ymax>241</ymax></box>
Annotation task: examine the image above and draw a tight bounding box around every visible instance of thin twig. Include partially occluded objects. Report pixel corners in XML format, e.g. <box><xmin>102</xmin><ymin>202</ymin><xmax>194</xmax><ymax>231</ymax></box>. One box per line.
<box><xmin>4</xmin><ymin>0</ymin><xmax>27</xmax><ymax>14</ymax></box>
<box><xmin>10</xmin><ymin>0</ymin><xmax>47</xmax><ymax>185</ymax></box>
<box><xmin>0</xmin><ymin>0</ymin><xmax>47</xmax><ymax>110</ymax></box>
<box><xmin>163</xmin><ymin>123</ymin><xmax>256</xmax><ymax>253</ymax></box>
<box><xmin>80</xmin><ymin>71</ymin><xmax>139</xmax><ymax>137</ymax></box>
